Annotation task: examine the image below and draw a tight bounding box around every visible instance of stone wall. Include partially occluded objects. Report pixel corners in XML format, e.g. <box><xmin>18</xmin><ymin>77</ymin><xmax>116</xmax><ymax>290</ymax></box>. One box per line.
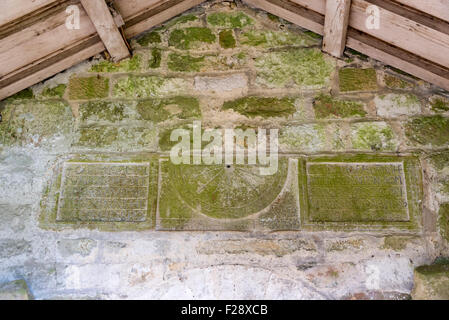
<box><xmin>0</xmin><ymin>0</ymin><xmax>448</xmax><ymax>299</ymax></box>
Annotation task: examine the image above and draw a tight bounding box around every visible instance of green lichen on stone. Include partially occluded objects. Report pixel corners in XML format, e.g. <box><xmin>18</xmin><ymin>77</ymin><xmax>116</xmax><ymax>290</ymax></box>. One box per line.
<box><xmin>168</xmin><ymin>27</ymin><xmax>216</xmax><ymax>50</ymax></box>
<box><xmin>75</xmin><ymin>126</ymin><xmax>157</xmax><ymax>151</ymax></box>
<box><xmin>207</xmin><ymin>12</ymin><xmax>253</xmax><ymax>28</ymax></box>
<box><xmin>280</xmin><ymin>124</ymin><xmax>326</xmax><ymax>152</ymax></box>
<box><xmin>149</xmin><ymin>48</ymin><xmax>162</xmax><ymax>69</ymax></box>
<box><xmin>405</xmin><ymin>116</ymin><xmax>449</xmax><ymax>147</ymax></box>
<box><xmin>351</xmin><ymin>122</ymin><xmax>397</xmax><ymax>151</ymax></box>
<box><xmin>79</xmin><ymin>101</ymin><xmax>125</xmax><ymax>123</ymax></box>
<box><xmin>0</xmin><ymin>101</ymin><xmax>73</xmax><ymax>146</ymax></box>
<box><xmin>167</xmin><ymin>53</ymin><xmax>205</xmax><ymax>72</ymax></box>
<box><xmin>137</xmin><ymin>96</ymin><xmax>201</xmax><ymax>122</ymax></box>
<box><xmin>223</xmin><ymin>96</ymin><xmax>296</xmax><ymax>118</ymax></box>
<box><xmin>339</xmin><ymin>68</ymin><xmax>378</xmax><ymax>92</ymax></box>
<box><xmin>90</xmin><ymin>55</ymin><xmax>141</xmax><ymax>73</ymax></box>
<box><xmin>41</xmin><ymin>84</ymin><xmax>66</xmax><ymax>98</ymax></box>
<box><xmin>137</xmin><ymin>31</ymin><xmax>161</xmax><ymax>46</ymax></box>
<box><xmin>439</xmin><ymin>203</ymin><xmax>449</xmax><ymax>242</ymax></box>
<box><xmin>219</xmin><ymin>29</ymin><xmax>236</xmax><ymax>49</ymax></box>
<box><xmin>68</xmin><ymin>76</ymin><xmax>109</xmax><ymax>100</ymax></box>
<box><xmin>113</xmin><ymin>75</ymin><xmax>190</xmax><ymax>99</ymax></box>
<box><xmin>430</xmin><ymin>97</ymin><xmax>449</xmax><ymax>113</ymax></box>
<box><xmin>240</xmin><ymin>30</ymin><xmax>318</xmax><ymax>47</ymax></box>
<box><xmin>313</xmin><ymin>94</ymin><xmax>366</xmax><ymax>119</ymax></box>
<box><xmin>255</xmin><ymin>49</ymin><xmax>334</xmax><ymax>88</ymax></box>
<box><xmin>384</xmin><ymin>74</ymin><xmax>413</xmax><ymax>89</ymax></box>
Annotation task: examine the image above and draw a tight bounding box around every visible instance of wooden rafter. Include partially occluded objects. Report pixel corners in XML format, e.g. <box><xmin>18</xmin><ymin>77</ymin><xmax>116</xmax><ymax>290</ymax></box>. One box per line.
<box><xmin>323</xmin><ymin>0</ymin><xmax>351</xmax><ymax>57</ymax></box>
<box><xmin>80</xmin><ymin>0</ymin><xmax>130</xmax><ymax>61</ymax></box>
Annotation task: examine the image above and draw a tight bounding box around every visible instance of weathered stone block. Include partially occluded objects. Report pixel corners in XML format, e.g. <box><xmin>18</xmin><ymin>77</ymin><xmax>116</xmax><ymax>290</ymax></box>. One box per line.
<box><xmin>0</xmin><ymin>280</ymin><xmax>31</xmax><ymax>300</ymax></box>
<box><xmin>240</xmin><ymin>30</ymin><xmax>319</xmax><ymax>48</ymax></box>
<box><xmin>168</xmin><ymin>27</ymin><xmax>216</xmax><ymax>50</ymax></box>
<box><xmin>73</xmin><ymin>126</ymin><xmax>157</xmax><ymax>152</ymax></box>
<box><xmin>439</xmin><ymin>203</ymin><xmax>449</xmax><ymax>242</ymax></box>
<box><xmin>113</xmin><ymin>76</ymin><xmax>192</xmax><ymax>99</ymax></box>
<box><xmin>339</xmin><ymin>68</ymin><xmax>378</xmax><ymax>92</ymax></box>
<box><xmin>194</xmin><ymin>73</ymin><xmax>248</xmax><ymax>94</ymax></box>
<box><xmin>255</xmin><ymin>49</ymin><xmax>334</xmax><ymax>89</ymax></box>
<box><xmin>40</xmin><ymin>84</ymin><xmax>67</xmax><ymax>99</ymax></box>
<box><xmin>157</xmin><ymin>158</ymin><xmax>300</xmax><ymax>231</ymax></box>
<box><xmin>375</xmin><ymin>93</ymin><xmax>421</xmax><ymax>118</ymax></box>
<box><xmin>68</xmin><ymin>76</ymin><xmax>109</xmax><ymax>100</ymax></box>
<box><xmin>429</xmin><ymin>95</ymin><xmax>449</xmax><ymax>113</ymax></box>
<box><xmin>90</xmin><ymin>55</ymin><xmax>142</xmax><ymax>73</ymax></box>
<box><xmin>0</xmin><ymin>101</ymin><xmax>73</xmax><ymax>148</ymax></box>
<box><xmin>40</xmin><ymin>157</ymin><xmax>158</xmax><ymax>231</ymax></box>
<box><xmin>223</xmin><ymin>96</ymin><xmax>296</xmax><ymax>118</ymax></box>
<box><xmin>412</xmin><ymin>264</ymin><xmax>449</xmax><ymax>299</ymax></box>
<box><xmin>57</xmin><ymin>162</ymin><xmax>150</xmax><ymax>222</ymax></box>
<box><xmin>279</xmin><ymin>124</ymin><xmax>327</xmax><ymax>153</ymax></box>
<box><xmin>351</xmin><ymin>122</ymin><xmax>398</xmax><ymax>151</ymax></box>
<box><xmin>299</xmin><ymin>155</ymin><xmax>422</xmax><ymax>231</ymax></box>
<box><xmin>207</xmin><ymin>12</ymin><xmax>253</xmax><ymax>29</ymax></box>
<box><xmin>313</xmin><ymin>94</ymin><xmax>366</xmax><ymax>119</ymax></box>
<box><xmin>167</xmin><ymin>52</ymin><xmax>248</xmax><ymax>73</ymax></box>
<box><xmin>405</xmin><ymin>116</ymin><xmax>449</xmax><ymax>147</ymax></box>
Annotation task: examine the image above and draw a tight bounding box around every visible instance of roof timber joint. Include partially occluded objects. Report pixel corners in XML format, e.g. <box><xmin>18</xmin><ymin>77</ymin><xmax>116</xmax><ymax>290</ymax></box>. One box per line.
<box><xmin>80</xmin><ymin>0</ymin><xmax>130</xmax><ymax>62</ymax></box>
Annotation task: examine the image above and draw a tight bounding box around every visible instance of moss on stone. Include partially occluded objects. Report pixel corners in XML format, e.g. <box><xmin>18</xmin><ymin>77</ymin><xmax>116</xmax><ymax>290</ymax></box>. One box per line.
<box><xmin>439</xmin><ymin>203</ymin><xmax>449</xmax><ymax>242</ymax></box>
<box><xmin>168</xmin><ymin>27</ymin><xmax>216</xmax><ymax>50</ymax></box>
<box><xmin>6</xmin><ymin>88</ymin><xmax>34</xmax><ymax>101</ymax></box>
<box><xmin>68</xmin><ymin>76</ymin><xmax>109</xmax><ymax>100</ymax></box>
<box><xmin>207</xmin><ymin>12</ymin><xmax>253</xmax><ymax>28</ymax></box>
<box><xmin>255</xmin><ymin>49</ymin><xmax>334</xmax><ymax>88</ymax></box>
<box><xmin>113</xmin><ymin>75</ymin><xmax>190</xmax><ymax>99</ymax></box>
<box><xmin>223</xmin><ymin>96</ymin><xmax>296</xmax><ymax>118</ymax></box>
<box><xmin>240</xmin><ymin>30</ymin><xmax>318</xmax><ymax>47</ymax></box>
<box><xmin>412</xmin><ymin>263</ymin><xmax>449</xmax><ymax>299</ymax></box>
<box><xmin>344</xmin><ymin>48</ymin><xmax>369</xmax><ymax>60</ymax></box>
<box><xmin>149</xmin><ymin>48</ymin><xmax>162</xmax><ymax>69</ymax></box>
<box><xmin>313</xmin><ymin>94</ymin><xmax>366</xmax><ymax>119</ymax></box>
<box><xmin>90</xmin><ymin>55</ymin><xmax>141</xmax><ymax>73</ymax></box>
<box><xmin>405</xmin><ymin>116</ymin><xmax>449</xmax><ymax>147</ymax></box>
<box><xmin>267</xmin><ymin>13</ymin><xmax>280</xmax><ymax>23</ymax></box>
<box><xmin>219</xmin><ymin>29</ymin><xmax>236</xmax><ymax>49</ymax></box>
<box><xmin>430</xmin><ymin>97</ymin><xmax>449</xmax><ymax>113</ymax></box>
<box><xmin>77</xmin><ymin>126</ymin><xmax>119</xmax><ymax>147</ymax></box>
<box><xmin>164</xmin><ymin>14</ymin><xmax>198</xmax><ymax>28</ymax></box>
<box><xmin>136</xmin><ymin>96</ymin><xmax>200</xmax><ymax>122</ymax></box>
<box><xmin>429</xmin><ymin>151</ymin><xmax>449</xmax><ymax>171</ymax></box>
<box><xmin>167</xmin><ymin>53</ymin><xmax>205</xmax><ymax>72</ymax></box>
<box><xmin>79</xmin><ymin>101</ymin><xmax>125</xmax><ymax>123</ymax></box>
<box><xmin>137</xmin><ymin>31</ymin><xmax>161</xmax><ymax>46</ymax></box>
<box><xmin>382</xmin><ymin>236</ymin><xmax>411</xmax><ymax>251</ymax></box>
<box><xmin>339</xmin><ymin>68</ymin><xmax>378</xmax><ymax>92</ymax></box>
<box><xmin>384</xmin><ymin>74</ymin><xmax>413</xmax><ymax>89</ymax></box>
<box><xmin>304</xmin><ymin>30</ymin><xmax>322</xmax><ymax>40</ymax></box>
<box><xmin>352</xmin><ymin>122</ymin><xmax>397</xmax><ymax>151</ymax></box>
<box><xmin>41</xmin><ymin>84</ymin><xmax>66</xmax><ymax>98</ymax></box>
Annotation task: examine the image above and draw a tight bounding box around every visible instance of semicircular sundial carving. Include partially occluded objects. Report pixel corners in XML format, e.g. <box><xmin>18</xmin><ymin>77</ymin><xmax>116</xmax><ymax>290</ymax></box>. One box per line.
<box><xmin>168</xmin><ymin>159</ymin><xmax>289</xmax><ymax>220</ymax></box>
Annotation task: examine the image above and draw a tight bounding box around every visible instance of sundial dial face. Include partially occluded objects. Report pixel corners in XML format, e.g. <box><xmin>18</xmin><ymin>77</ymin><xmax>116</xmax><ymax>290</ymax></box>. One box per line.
<box><xmin>168</xmin><ymin>160</ymin><xmax>288</xmax><ymax>219</ymax></box>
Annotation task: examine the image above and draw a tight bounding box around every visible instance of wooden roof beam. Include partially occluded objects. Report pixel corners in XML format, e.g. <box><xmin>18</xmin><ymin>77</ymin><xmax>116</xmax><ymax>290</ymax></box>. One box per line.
<box><xmin>323</xmin><ymin>0</ymin><xmax>351</xmax><ymax>57</ymax></box>
<box><xmin>80</xmin><ymin>0</ymin><xmax>130</xmax><ymax>61</ymax></box>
